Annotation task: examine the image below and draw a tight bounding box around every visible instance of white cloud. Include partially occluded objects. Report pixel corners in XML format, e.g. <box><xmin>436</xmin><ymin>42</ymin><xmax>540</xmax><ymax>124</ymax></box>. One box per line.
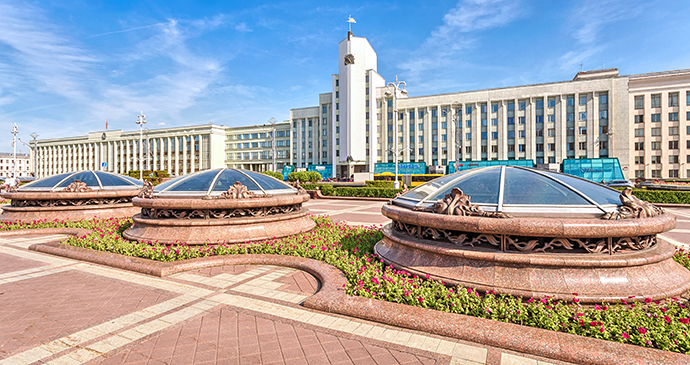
<box><xmin>157</xmin><ymin>122</ymin><xmax>166</xmax><ymax>126</ymax></box>
<box><xmin>569</xmin><ymin>0</ymin><xmax>642</xmax><ymax>45</ymax></box>
<box><xmin>234</xmin><ymin>22</ymin><xmax>252</xmax><ymax>32</ymax></box>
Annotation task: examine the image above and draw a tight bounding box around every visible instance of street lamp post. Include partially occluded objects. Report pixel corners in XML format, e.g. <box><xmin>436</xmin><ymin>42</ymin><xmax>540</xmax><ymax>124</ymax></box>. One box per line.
<box><xmin>268</xmin><ymin>117</ymin><xmax>277</xmax><ymax>172</ymax></box>
<box><xmin>443</xmin><ymin>102</ymin><xmax>461</xmax><ymax>173</ymax></box>
<box><xmin>11</xmin><ymin>123</ymin><xmax>18</xmax><ymax>178</ymax></box>
<box><xmin>30</xmin><ymin>133</ymin><xmax>39</xmax><ymax>177</ymax></box>
<box><xmin>385</xmin><ymin>76</ymin><xmax>407</xmax><ymax>189</ymax></box>
<box><xmin>136</xmin><ymin>111</ymin><xmax>147</xmax><ymax>181</ymax></box>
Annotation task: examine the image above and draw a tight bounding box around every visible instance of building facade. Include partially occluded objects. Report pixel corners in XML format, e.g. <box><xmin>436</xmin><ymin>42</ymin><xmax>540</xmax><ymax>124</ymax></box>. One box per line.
<box><xmin>628</xmin><ymin>69</ymin><xmax>690</xmax><ymax>179</ymax></box>
<box><xmin>0</xmin><ymin>153</ymin><xmax>30</xmax><ymax>177</ymax></box>
<box><xmin>224</xmin><ymin>122</ymin><xmax>292</xmax><ymax>171</ymax></box>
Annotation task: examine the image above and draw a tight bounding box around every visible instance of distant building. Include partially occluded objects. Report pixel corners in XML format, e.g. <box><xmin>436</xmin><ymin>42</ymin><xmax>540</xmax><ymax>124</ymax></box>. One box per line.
<box><xmin>0</xmin><ymin>152</ymin><xmax>31</xmax><ymax>177</ymax></box>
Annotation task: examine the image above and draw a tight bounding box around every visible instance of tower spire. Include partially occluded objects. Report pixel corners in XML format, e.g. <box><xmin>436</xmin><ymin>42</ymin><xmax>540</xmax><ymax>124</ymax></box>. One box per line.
<box><xmin>347</xmin><ymin>15</ymin><xmax>356</xmax><ymax>39</ymax></box>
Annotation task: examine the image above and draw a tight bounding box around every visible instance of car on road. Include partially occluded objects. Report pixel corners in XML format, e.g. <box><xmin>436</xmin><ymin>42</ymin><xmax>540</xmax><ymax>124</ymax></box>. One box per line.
<box><xmin>606</xmin><ymin>179</ymin><xmax>635</xmax><ymax>188</ymax></box>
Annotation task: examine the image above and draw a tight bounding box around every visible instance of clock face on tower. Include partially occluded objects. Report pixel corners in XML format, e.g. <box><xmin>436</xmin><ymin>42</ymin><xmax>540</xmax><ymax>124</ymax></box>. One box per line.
<box><xmin>344</xmin><ymin>53</ymin><xmax>355</xmax><ymax>66</ymax></box>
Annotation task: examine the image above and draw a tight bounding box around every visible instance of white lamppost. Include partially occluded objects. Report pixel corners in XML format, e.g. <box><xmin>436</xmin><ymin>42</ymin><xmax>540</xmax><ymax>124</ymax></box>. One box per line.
<box><xmin>268</xmin><ymin>117</ymin><xmax>277</xmax><ymax>172</ymax></box>
<box><xmin>384</xmin><ymin>76</ymin><xmax>407</xmax><ymax>189</ymax></box>
<box><xmin>11</xmin><ymin>123</ymin><xmax>18</xmax><ymax>178</ymax></box>
<box><xmin>443</xmin><ymin>102</ymin><xmax>461</xmax><ymax>173</ymax></box>
<box><xmin>30</xmin><ymin>133</ymin><xmax>38</xmax><ymax>177</ymax></box>
<box><xmin>136</xmin><ymin>111</ymin><xmax>146</xmax><ymax>181</ymax></box>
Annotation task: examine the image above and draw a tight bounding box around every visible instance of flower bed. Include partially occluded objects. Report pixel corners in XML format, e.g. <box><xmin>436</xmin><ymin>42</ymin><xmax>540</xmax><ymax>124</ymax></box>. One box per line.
<box><xmin>3</xmin><ymin>217</ymin><xmax>690</xmax><ymax>353</ymax></box>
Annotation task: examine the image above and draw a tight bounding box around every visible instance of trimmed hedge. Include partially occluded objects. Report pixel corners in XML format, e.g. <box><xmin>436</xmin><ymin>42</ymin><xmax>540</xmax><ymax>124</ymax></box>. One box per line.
<box><xmin>365</xmin><ymin>180</ymin><xmax>395</xmax><ymax>188</ymax></box>
<box><xmin>301</xmin><ymin>184</ymin><xmax>335</xmax><ymax>196</ymax></box>
<box><xmin>287</xmin><ymin>171</ymin><xmax>321</xmax><ymax>182</ymax></box>
<box><xmin>631</xmin><ymin>189</ymin><xmax>690</xmax><ymax>205</ymax></box>
<box><xmin>334</xmin><ymin>187</ymin><xmax>402</xmax><ymax>198</ymax></box>
<box><xmin>261</xmin><ymin>171</ymin><xmax>284</xmax><ymax>180</ymax></box>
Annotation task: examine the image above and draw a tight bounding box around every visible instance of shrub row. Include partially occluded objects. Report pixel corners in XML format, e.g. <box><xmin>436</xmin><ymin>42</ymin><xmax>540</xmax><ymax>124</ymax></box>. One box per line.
<box><xmin>365</xmin><ymin>180</ymin><xmax>395</xmax><ymax>188</ymax></box>
<box><xmin>261</xmin><ymin>171</ymin><xmax>284</xmax><ymax>180</ymax></box>
<box><xmin>334</xmin><ymin>187</ymin><xmax>402</xmax><ymax>198</ymax></box>
<box><xmin>287</xmin><ymin>171</ymin><xmax>322</xmax><ymax>182</ymax></box>
<box><xmin>631</xmin><ymin>188</ymin><xmax>690</xmax><ymax>204</ymax></box>
<box><xmin>128</xmin><ymin>170</ymin><xmax>170</xmax><ymax>185</ymax></box>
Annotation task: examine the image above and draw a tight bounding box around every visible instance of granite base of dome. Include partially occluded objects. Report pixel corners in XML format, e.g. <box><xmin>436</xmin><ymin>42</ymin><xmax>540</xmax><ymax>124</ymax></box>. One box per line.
<box><xmin>123</xmin><ymin>210</ymin><xmax>316</xmax><ymax>245</ymax></box>
<box><xmin>375</xmin><ymin>224</ymin><xmax>690</xmax><ymax>303</ymax></box>
<box><xmin>0</xmin><ymin>203</ymin><xmax>141</xmax><ymax>222</ymax></box>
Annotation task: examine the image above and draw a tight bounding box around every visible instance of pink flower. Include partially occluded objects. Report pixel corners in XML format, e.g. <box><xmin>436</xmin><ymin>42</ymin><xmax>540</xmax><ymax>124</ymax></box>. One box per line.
<box><xmin>622</xmin><ymin>332</ymin><xmax>629</xmax><ymax>339</ymax></box>
<box><xmin>680</xmin><ymin>318</ymin><xmax>689</xmax><ymax>324</ymax></box>
<box><xmin>638</xmin><ymin>327</ymin><xmax>647</xmax><ymax>334</ymax></box>
<box><xmin>418</xmin><ymin>297</ymin><xmax>423</xmax><ymax>303</ymax></box>
<box><xmin>644</xmin><ymin>298</ymin><xmax>652</xmax><ymax>303</ymax></box>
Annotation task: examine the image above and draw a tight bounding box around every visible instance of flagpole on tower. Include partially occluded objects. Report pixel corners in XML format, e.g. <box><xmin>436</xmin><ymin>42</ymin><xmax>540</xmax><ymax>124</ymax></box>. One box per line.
<box><xmin>347</xmin><ymin>15</ymin><xmax>356</xmax><ymax>32</ymax></box>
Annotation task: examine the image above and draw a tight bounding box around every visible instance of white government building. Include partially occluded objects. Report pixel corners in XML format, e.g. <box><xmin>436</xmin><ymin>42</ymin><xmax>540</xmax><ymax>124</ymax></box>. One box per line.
<box><xmin>20</xmin><ymin>30</ymin><xmax>690</xmax><ymax>180</ymax></box>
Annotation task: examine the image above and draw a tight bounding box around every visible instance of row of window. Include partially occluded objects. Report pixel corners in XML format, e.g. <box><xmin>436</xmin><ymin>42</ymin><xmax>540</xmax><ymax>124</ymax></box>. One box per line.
<box><xmin>634</xmin><ymin>141</ymin><xmax>686</xmax><ymax>150</ymax></box>
<box><xmin>634</xmin><ymin>155</ymin><xmax>690</xmax><ymax>164</ymax></box>
<box><xmin>633</xmin><ymin>126</ymin><xmax>690</xmax><ymax>137</ymax></box>
<box><xmin>634</xmin><ymin>92</ymin><xmax>690</xmax><ymax>109</ymax></box>
<box><xmin>235</xmin><ymin>130</ymin><xmax>290</xmax><ymax>139</ymax></box>
<box><xmin>231</xmin><ymin>140</ymin><xmax>291</xmax><ymax>149</ymax></box>
<box><xmin>635</xmin><ymin>170</ymin><xmax>688</xmax><ymax>178</ymax></box>
<box><xmin>634</xmin><ymin>112</ymin><xmax>689</xmax><ymax>123</ymax></box>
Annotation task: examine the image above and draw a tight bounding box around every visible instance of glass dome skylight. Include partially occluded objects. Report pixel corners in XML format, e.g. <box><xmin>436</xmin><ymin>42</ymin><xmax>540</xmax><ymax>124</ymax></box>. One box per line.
<box><xmin>394</xmin><ymin>166</ymin><xmax>625</xmax><ymax>218</ymax></box>
<box><xmin>19</xmin><ymin>171</ymin><xmax>143</xmax><ymax>191</ymax></box>
<box><xmin>152</xmin><ymin>168</ymin><xmax>295</xmax><ymax>198</ymax></box>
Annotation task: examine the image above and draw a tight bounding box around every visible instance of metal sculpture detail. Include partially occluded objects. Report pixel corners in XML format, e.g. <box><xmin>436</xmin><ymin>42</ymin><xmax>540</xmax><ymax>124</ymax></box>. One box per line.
<box><xmin>602</xmin><ymin>187</ymin><xmax>664</xmax><ymax>220</ymax></box>
<box><xmin>62</xmin><ymin>180</ymin><xmax>92</xmax><ymax>192</ymax></box>
<box><xmin>12</xmin><ymin>197</ymin><xmax>132</xmax><ymax>207</ymax></box>
<box><xmin>141</xmin><ymin>204</ymin><xmax>301</xmax><ymax>220</ymax></box>
<box><xmin>138</xmin><ymin>180</ymin><xmax>155</xmax><ymax>199</ymax></box>
<box><xmin>218</xmin><ymin>181</ymin><xmax>256</xmax><ymax>199</ymax></box>
<box><xmin>418</xmin><ymin>187</ymin><xmax>510</xmax><ymax>218</ymax></box>
<box><xmin>392</xmin><ymin>220</ymin><xmax>656</xmax><ymax>255</ymax></box>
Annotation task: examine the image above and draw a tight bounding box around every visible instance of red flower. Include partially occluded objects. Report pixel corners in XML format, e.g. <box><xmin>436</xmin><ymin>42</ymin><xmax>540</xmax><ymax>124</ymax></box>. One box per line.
<box><xmin>418</xmin><ymin>297</ymin><xmax>424</xmax><ymax>303</ymax></box>
<box><xmin>638</xmin><ymin>327</ymin><xmax>647</xmax><ymax>334</ymax></box>
<box><xmin>644</xmin><ymin>298</ymin><xmax>652</xmax><ymax>303</ymax></box>
<box><xmin>622</xmin><ymin>332</ymin><xmax>629</xmax><ymax>339</ymax></box>
<box><xmin>680</xmin><ymin>318</ymin><xmax>689</xmax><ymax>324</ymax></box>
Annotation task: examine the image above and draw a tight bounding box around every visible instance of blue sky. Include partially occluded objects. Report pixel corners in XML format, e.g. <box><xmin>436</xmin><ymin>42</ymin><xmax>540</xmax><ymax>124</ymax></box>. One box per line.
<box><xmin>1</xmin><ymin>0</ymin><xmax>689</xmax><ymax>153</ymax></box>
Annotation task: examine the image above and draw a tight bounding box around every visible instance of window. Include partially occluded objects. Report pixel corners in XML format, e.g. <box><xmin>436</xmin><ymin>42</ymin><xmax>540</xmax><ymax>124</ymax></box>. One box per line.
<box><xmin>670</xmin><ymin>170</ymin><xmax>679</xmax><ymax>178</ymax></box>
<box><xmin>652</xmin><ymin>170</ymin><xmax>662</xmax><ymax>178</ymax></box>
<box><xmin>419</xmin><ymin>148</ymin><xmax>424</xmax><ymax>155</ymax></box>
<box><xmin>323</xmin><ymin>140</ymin><xmax>327</xmax><ymax>147</ymax></box>
<box><xmin>579</xmin><ymin>112</ymin><xmax>587</xmax><ymax>121</ymax></box>
<box><xmin>419</xmin><ymin>110</ymin><xmax>425</xmax><ymax>118</ymax></box>
<box><xmin>651</xmin><ymin>155</ymin><xmax>661</xmax><ymax>164</ymax></box>
<box><xmin>480</xmin><ymin>105</ymin><xmax>486</xmax><ymax>113</ymax></box>
<box><xmin>669</xmin><ymin>92</ymin><xmax>679</xmax><ymax>107</ymax></box>
<box><xmin>634</xmin><ymin>142</ymin><xmax>644</xmax><ymax>150</ymax></box>
<box><xmin>442</xmin><ymin>134</ymin><xmax>447</xmax><ymax>141</ymax></box>
<box><xmin>634</xmin><ymin>128</ymin><xmax>644</xmax><ymax>137</ymax></box>
<box><xmin>480</xmin><ymin>119</ymin><xmax>487</xmax><ymax>126</ymax></box>
<box><xmin>669</xmin><ymin>127</ymin><xmax>679</xmax><ymax>135</ymax></box>
<box><xmin>507</xmin><ymin>103</ymin><xmax>515</xmax><ymax>111</ymax></box>
<box><xmin>432</xmin><ymin>135</ymin><xmax>438</xmax><ymax>142</ymax></box>
<box><xmin>651</xmin><ymin>94</ymin><xmax>661</xmax><ymax>108</ymax></box>
<box><xmin>548</xmin><ymin>114</ymin><xmax>555</xmax><ymax>123</ymax></box>
<box><xmin>507</xmin><ymin>117</ymin><xmax>515</xmax><ymax>125</ymax></box>
<box><xmin>548</xmin><ymin>129</ymin><xmax>555</xmax><ymax>137</ymax></box>
<box><xmin>491</xmin><ymin>132</ymin><xmax>498</xmax><ymax>139</ymax></box>
<box><xmin>491</xmin><ymin>118</ymin><xmax>498</xmax><ymax>126</ymax></box>
<box><xmin>567</xmin><ymin>97</ymin><xmax>575</xmax><ymax>106</ymax></box>
<box><xmin>579</xmin><ymin>127</ymin><xmax>587</xmax><ymax>135</ymax></box>
<box><xmin>548</xmin><ymin>98</ymin><xmax>556</xmax><ymax>108</ymax></box>
<box><xmin>687</xmin><ymin>91</ymin><xmax>690</xmax><ymax>106</ymax></box>
<box><xmin>465</xmin><ymin>146</ymin><xmax>472</xmax><ymax>154</ymax></box>
<box><xmin>491</xmin><ymin>104</ymin><xmax>498</xmax><ymax>112</ymax></box>
<box><xmin>651</xmin><ymin>113</ymin><xmax>661</xmax><ymax>122</ymax></box>
<box><xmin>491</xmin><ymin>145</ymin><xmax>498</xmax><ymax>153</ymax></box>
<box><xmin>599</xmin><ymin>93</ymin><xmax>608</xmax><ymax>104</ymax></box>
<box><xmin>466</xmin><ymin>120</ymin><xmax>472</xmax><ymax>128</ymax></box>
<box><xmin>442</xmin><ymin>122</ymin><xmax>447</xmax><ymax>129</ymax></box>
<box><xmin>519</xmin><ymin>101</ymin><xmax>526</xmax><ymax>110</ymax></box>
<box><xmin>418</xmin><ymin>136</ymin><xmax>424</xmax><ymax>143</ymax></box>
<box><xmin>651</xmin><ymin>141</ymin><xmax>661</xmax><ymax>150</ymax></box>
<box><xmin>669</xmin><ymin>141</ymin><xmax>679</xmax><ymax>150</ymax></box>
<box><xmin>599</xmin><ymin>141</ymin><xmax>608</xmax><ymax>150</ymax></box>
<box><xmin>536</xmin><ymin>99</ymin><xmax>544</xmax><ymax>109</ymax></box>
<box><xmin>634</xmin><ymin>115</ymin><xmax>644</xmax><ymax>123</ymax></box>
<box><xmin>579</xmin><ymin>95</ymin><xmax>587</xmax><ymax>105</ymax></box>
<box><xmin>669</xmin><ymin>112</ymin><xmax>679</xmax><ymax>121</ymax></box>
<box><xmin>651</xmin><ymin>127</ymin><xmax>661</xmax><ymax>136</ymax></box>
<box><xmin>600</xmin><ymin>125</ymin><xmax>608</xmax><ymax>134</ymax></box>
<box><xmin>518</xmin><ymin>144</ymin><xmax>526</xmax><ymax>152</ymax></box>
<box><xmin>635</xmin><ymin>156</ymin><xmax>644</xmax><ymax>164</ymax></box>
<box><xmin>519</xmin><ymin>130</ymin><xmax>526</xmax><ymax>138</ymax></box>
<box><xmin>548</xmin><ymin>143</ymin><xmax>556</xmax><ymax>151</ymax></box>
<box><xmin>519</xmin><ymin>116</ymin><xmax>526</xmax><ymax>124</ymax></box>
<box><xmin>634</xmin><ymin>96</ymin><xmax>644</xmax><ymax>109</ymax></box>
<box><xmin>466</xmin><ymin>106</ymin><xmax>472</xmax><ymax>114</ymax></box>
<box><xmin>409</xmin><ymin>136</ymin><xmax>415</xmax><ymax>144</ymax></box>
<box><xmin>535</xmin><ymin>115</ymin><xmax>543</xmax><ymax>123</ymax></box>
<box><xmin>536</xmin><ymin>144</ymin><xmax>543</xmax><ymax>152</ymax></box>
<box><xmin>669</xmin><ymin>155</ymin><xmax>679</xmax><ymax>164</ymax></box>
<box><xmin>579</xmin><ymin>142</ymin><xmax>587</xmax><ymax>150</ymax></box>
<box><xmin>600</xmin><ymin>110</ymin><xmax>608</xmax><ymax>119</ymax></box>
<box><xmin>508</xmin><ymin>145</ymin><xmax>515</xmax><ymax>152</ymax></box>
<box><xmin>466</xmin><ymin>133</ymin><xmax>472</xmax><ymax>140</ymax></box>
<box><xmin>507</xmin><ymin>131</ymin><xmax>515</xmax><ymax>139</ymax></box>
<box><xmin>410</xmin><ymin>123</ymin><xmax>415</xmax><ymax>131</ymax></box>
<box><xmin>481</xmin><ymin>146</ymin><xmax>487</xmax><ymax>153</ymax></box>
<box><xmin>687</xmin><ymin>111</ymin><xmax>690</xmax><ymax>121</ymax></box>
<box><xmin>536</xmin><ymin>129</ymin><xmax>543</xmax><ymax>137</ymax></box>
<box><xmin>432</xmin><ymin>122</ymin><xmax>438</xmax><ymax>130</ymax></box>
<box><xmin>567</xmin><ymin>142</ymin><xmax>574</xmax><ymax>151</ymax></box>
<box><xmin>419</xmin><ymin>123</ymin><xmax>424</xmax><ymax>130</ymax></box>
<box><xmin>566</xmin><ymin>113</ymin><xmax>574</xmax><ymax>122</ymax></box>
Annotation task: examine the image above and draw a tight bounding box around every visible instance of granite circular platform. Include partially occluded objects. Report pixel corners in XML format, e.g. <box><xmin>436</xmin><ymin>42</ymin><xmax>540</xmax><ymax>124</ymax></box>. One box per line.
<box><xmin>0</xmin><ymin>171</ymin><xmax>142</xmax><ymax>221</ymax></box>
<box><xmin>375</xmin><ymin>166</ymin><xmax>690</xmax><ymax>303</ymax></box>
<box><xmin>123</xmin><ymin>168</ymin><xmax>315</xmax><ymax>244</ymax></box>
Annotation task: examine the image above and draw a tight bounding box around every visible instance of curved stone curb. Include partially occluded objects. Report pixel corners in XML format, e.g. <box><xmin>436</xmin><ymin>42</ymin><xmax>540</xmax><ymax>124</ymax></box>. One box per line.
<box><xmin>0</xmin><ymin>227</ymin><xmax>91</xmax><ymax>237</ymax></box>
<box><xmin>25</xmin><ymin>242</ymin><xmax>690</xmax><ymax>365</ymax></box>
<box><xmin>310</xmin><ymin>190</ymin><xmax>390</xmax><ymax>201</ymax></box>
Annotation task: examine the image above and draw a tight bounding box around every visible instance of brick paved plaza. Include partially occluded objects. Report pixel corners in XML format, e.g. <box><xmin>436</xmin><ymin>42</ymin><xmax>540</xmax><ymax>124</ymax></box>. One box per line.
<box><xmin>0</xmin><ymin>200</ymin><xmax>689</xmax><ymax>364</ymax></box>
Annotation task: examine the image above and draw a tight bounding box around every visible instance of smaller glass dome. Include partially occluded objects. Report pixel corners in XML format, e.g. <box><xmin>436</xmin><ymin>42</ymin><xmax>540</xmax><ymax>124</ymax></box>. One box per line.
<box><xmin>152</xmin><ymin>168</ymin><xmax>296</xmax><ymax>198</ymax></box>
<box><xmin>19</xmin><ymin>171</ymin><xmax>143</xmax><ymax>191</ymax></box>
<box><xmin>394</xmin><ymin>166</ymin><xmax>624</xmax><ymax>218</ymax></box>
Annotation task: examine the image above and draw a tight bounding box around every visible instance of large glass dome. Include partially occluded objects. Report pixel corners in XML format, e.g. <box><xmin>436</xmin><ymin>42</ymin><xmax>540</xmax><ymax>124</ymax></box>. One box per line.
<box><xmin>19</xmin><ymin>171</ymin><xmax>142</xmax><ymax>191</ymax></box>
<box><xmin>393</xmin><ymin>166</ymin><xmax>624</xmax><ymax>218</ymax></box>
<box><xmin>152</xmin><ymin>168</ymin><xmax>295</xmax><ymax>198</ymax></box>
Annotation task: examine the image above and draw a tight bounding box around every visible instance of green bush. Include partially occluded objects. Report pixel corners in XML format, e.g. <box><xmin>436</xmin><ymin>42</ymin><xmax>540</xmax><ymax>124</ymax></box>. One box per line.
<box><xmin>154</xmin><ymin>170</ymin><xmax>170</xmax><ymax>178</ymax></box>
<box><xmin>287</xmin><ymin>171</ymin><xmax>321</xmax><ymax>182</ymax></box>
<box><xmin>631</xmin><ymin>189</ymin><xmax>690</xmax><ymax>204</ymax></box>
<box><xmin>262</xmin><ymin>171</ymin><xmax>284</xmax><ymax>180</ymax></box>
<box><xmin>334</xmin><ymin>187</ymin><xmax>402</xmax><ymax>198</ymax></box>
<box><xmin>365</xmin><ymin>180</ymin><xmax>395</xmax><ymax>188</ymax></box>
<box><xmin>320</xmin><ymin>184</ymin><xmax>335</xmax><ymax>196</ymax></box>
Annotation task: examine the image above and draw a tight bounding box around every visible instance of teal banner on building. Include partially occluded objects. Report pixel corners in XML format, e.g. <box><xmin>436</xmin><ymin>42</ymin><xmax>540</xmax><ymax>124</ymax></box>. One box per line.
<box><xmin>446</xmin><ymin>159</ymin><xmax>534</xmax><ymax>174</ymax></box>
<box><xmin>307</xmin><ymin>165</ymin><xmax>333</xmax><ymax>179</ymax></box>
<box><xmin>561</xmin><ymin>158</ymin><xmax>624</xmax><ymax>182</ymax></box>
<box><xmin>374</xmin><ymin>162</ymin><xmax>427</xmax><ymax>175</ymax></box>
